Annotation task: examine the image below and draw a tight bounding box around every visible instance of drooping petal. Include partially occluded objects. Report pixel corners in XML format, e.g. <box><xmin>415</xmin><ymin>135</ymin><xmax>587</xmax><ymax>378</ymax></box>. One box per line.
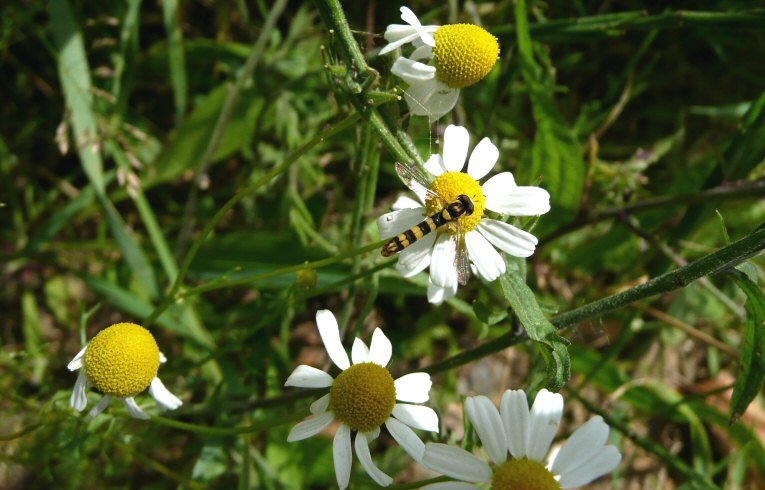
<box><xmin>424</xmin><ymin>154</ymin><xmax>446</xmax><ymax>177</ymax></box>
<box><xmin>411</xmin><ymin>44</ymin><xmax>433</xmax><ymax>61</ymax></box>
<box><xmin>467</xmin><ymin>137</ymin><xmax>499</xmax><ymax>181</ymax></box>
<box><xmin>399</xmin><ymin>6</ymin><xmax>436</xmax><ymax>47</ymax></box>
<box><xmin>316</xmin><ymin>310</ymin><xmax>351</xmax><ymax>371</ymax></box>
<box><xmin>284</xmin><ymin>365</ymin><xmax>334</xmax><ymax>388</ymax></box>
<box><xmin>465</xmin><ymin>396</ymin><xmax>508</xmax><ymax>465</ymax></box>
<box><xmin>558</xmin><ymin>445</ymin><xmax>622</xmax><ymax>489</ymax></box>
<box><xmin>351</xmin><ymin>338</ymin><xmax>370</xmax><ymax>365</ymax></box>
<box><xmin>67</xmin><ymin>345</ymin><xmax>88</xmax><ymax>371</ymax></box>
<box><xmin>385</xmin><ymin>417</ymin><xmax>426</xmax><ymax>461</ymax></box>
<box><xmin>426</xmin><ymin>276</ymin><xmax>458</xmax><ymax>305</ymax></box>
<box><xmin>333</xmin><ymin>424</ymin><xmax>353</xmax><ymax>490</ymax></box>
<box><xmin>403</xmin><ymin>78</ymin><xmax>459</xmax><ymax>119</ymax></box>
<box><xmin>392</xmin><ymin>403</ymin><xmax>439</xmax><ymax>432</ymax></box>
<box><xmin>394</xmin><ymin>372</ymin><xmax>432</xmax><ymax>403</ymax></box>
<box><xmin>88</xmin><ymin>395</ymin><xmax>112</xmax><ymax>417</ymax></box>
<box><xmin>380</xmin><ymin>30</ymin><xmax>421</xmax><ymax>55</ymax></box>
<box><xmin>477</xmin><ymin>219</ymin><xmax>538</xmax><ymax>258</ymax></box>
<box><xmin>391</xmin><ymin>57</ymin><xmax>437</xmax><ymax>84</ymax></box>
<box><xmin>442</xmin><ymin>125</ymin><xmax>470</xmax><ymax>172</ymax></box>
<box><xmin>378</xmin><ymin>207</ymin><xmax>427</xmax><ymax>239</ymax></box>
<box><xmin>149</xmin><ymin>377</ymin><xmax>183</xmax><ymax>410</ymax></box>
<box><xmin>355</xmin><ymin>432</ymin><xmax>393</xmax><ymax>487</ymax></box>
<box><xmin>422</xmin><ymin>443</ymin><xmax>492</xmax><ymax>483</ymax></box>
<box><xmin>500</xmin><ymin>389</ymin><xmax>531</xmax><ymax>459</ymax></box>
<box><xmin>392</xmin><ymin>195</ymin><xmax>423</xmax><ymax>210</ymax></box>
<box><xmin>551</xmin><ymin>416</ymin><xmax>610</xmax><ymax>475</ymax></box>
<box><xmin>526</xmin><ymin>389</ymin><xmax>564</xmax><ymax>462</ymax></box>
<box><xmin>464</xmin><ymin>230</ymin><xmax>506</xmax><ymax>281</ymax></box>
<box><xmin>123</xmin><ymin>397</ymin><xmax>150</xmax><ymax>420</ymax></box>
<box><xmin>369</xmin><ymin>328</ymin><xmax>393</xmax><ymax>367</ymax></box>
<box><xmin>310</xmin><ymin>393</ymin><xmax>330</xmax><ymax>415</ymax></box>
<box><xmin>430</xmin><ymin>234</ymin><xmax>457</xmax><ymax>288</ymax></box>
<box><xmin>70</xmin><ymin>369</ymin><xmax>89</xmax><ymax>412</ymax></box>
<box><xmin>483</xmin><ymin>173</ymin><xmax>551</xmax><ymax>216</ymax></box>
<box><xmin>287</xmin><ymin>411</ymin><xmax>335</xmax><ymax>442</ymax></box>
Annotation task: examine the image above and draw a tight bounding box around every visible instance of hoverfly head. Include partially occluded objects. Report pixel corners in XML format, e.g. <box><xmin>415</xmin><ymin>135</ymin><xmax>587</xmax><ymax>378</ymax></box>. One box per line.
<box><xmin>458</xmin><ymin>194</ymin><xmax>475</xmax><ymax>216</ymax></box>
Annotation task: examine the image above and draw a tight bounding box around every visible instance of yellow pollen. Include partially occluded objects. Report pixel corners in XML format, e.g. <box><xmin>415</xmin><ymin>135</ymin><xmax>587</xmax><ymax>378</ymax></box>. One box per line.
<box><xmin>491</xmin><ymin>458</ymin><xmax>561</xmax><ymax>490</ymax></box>
<box><xmin>83</xmin><ymin>322</ymin><xmax>160</xmax><ymax>398</ymax></box>
<box><xmin>427</xmin><ymin>171</ymin><xmax>485</xmax><ymax>233</ymax></box>
<box><xmin>329</xmin><ymin>362</ymin><xmax>396</xmax><ymax>432</ymax></box>
<box><xmin>433</xmin><ymin>24</ymin><xmax>500</xmax><ymax>89</ymax></box>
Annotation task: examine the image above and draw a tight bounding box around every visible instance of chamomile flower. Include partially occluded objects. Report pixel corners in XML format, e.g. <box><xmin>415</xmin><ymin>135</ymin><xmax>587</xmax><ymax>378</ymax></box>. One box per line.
<box><xmin>377</xmin><ymin>124</ymin><xmax>550</xmax><ymax>304</ymax></box>
<box><xmin>380</xmin><ymin>6</ymin><xmax>500</xmax><ymax>119</ymax></box>
<box><xmin>422</xmin><ymin>389</ymin><xmax>622</xmax><ymax>489</ymax></box>
<box><xmin>67</xmin><ymin>322</ymin><xmax>182</xmax><ymax>420</ymax></box>
<box><xmin>285</xmin><ymin>310</ymin><xmax>438</xmax><ymax>489</ymax></box>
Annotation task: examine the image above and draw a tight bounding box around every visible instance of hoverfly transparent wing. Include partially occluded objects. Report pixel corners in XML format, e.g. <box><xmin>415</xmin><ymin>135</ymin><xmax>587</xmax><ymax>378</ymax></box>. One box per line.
<box><xmin>394</xmin><ymin>161</ymin><xmax>440</xmax><ymax>204</ymax></box>
<box><xmin>453</xmin><ymin>220</ymin><xmax>471</xmax><ymax>287</ymax></box>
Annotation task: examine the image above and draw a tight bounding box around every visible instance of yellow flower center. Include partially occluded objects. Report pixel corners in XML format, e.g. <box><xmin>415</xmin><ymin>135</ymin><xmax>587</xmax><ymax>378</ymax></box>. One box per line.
<box><xmin>84</xmin><ymin>322</ymin><xmax>160</xmax><ymax>398</ymax></box>
<box><xmin>329</xmin><ymin>362</ymin><xmax>396</xmax><ymax>432</ymax></box>
<box><xmin>433</xmin><ymin>24</ymin><xmax>500</xmax><ymax>89</ymax></box>
<box><xmin>491</xmin><ymin>458</ymin><xmax>561</xmax><ymax>490</ymax></box>
<box><xmin>426</xmin><ymin>171</ymin><xmax>486</xmax><ymax>233</ymax></box>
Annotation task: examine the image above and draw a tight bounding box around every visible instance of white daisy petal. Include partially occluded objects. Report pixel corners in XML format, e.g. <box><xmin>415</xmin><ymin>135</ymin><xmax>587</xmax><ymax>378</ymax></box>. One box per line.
<box><xmin>558</xmin><ymin>445</ymin><xmax>622</xmax><ymax>489</ymax></box>
<box><xmin>287</xmin><ymin>411</ymin><xmax>335</xmax><ymax>442</ymax></box>
<box><xmin>427</xmin><ymin>277</ymin><xmax>458</xmax><ymax>304</ymax></box>
<box><xmin>149</xmin><ymin>377</ymin><xmax>183</xmax><ymax>410</ymax></box>
<box><xmin>424</xmin><ymin>154</ymin><xmax>446</xmax><ymax>177</ymax></box>
<box><xmin>88</xmin><ymin>395</ymin><xmax>111</xmax><ymax>417</ymax></box>
<box><xmin>316</xmin><ymin>310</ymin><xmax>351</xmax><ymax>371</ymax></box>
<box><xmin>355</xmin><ymin>432</ymin><xmax>393</xmax><ymax>487</ymax></box>
<box><xmin>527</xmin><ymin>389</ymin><xmax>564</xmax><ymax>461</ymax></box>
<box><xmin>378</xmin><ymin>207</ymin><xmax>426</xmax><ymax>239</ymax></box>
<box><xmin>159</xmin><ymin>352</ymin><xmax>168</xmax><ymax>364</ymax></box>
<box><xmin>397</xmin><ymin>232</ymin><xmax>436</xmax><ymax>276</ymax></box>
<box><xmin>351</xmin><ymin>338</ymin><xmax>370</xmax><ymax>365</ymax></box>
<box><xmin>392</xmin><ymin>195</ymin><xmax>423</xmax><ymax>210</ymax></box>
<box><xmin>465</xmin><ymin>396</ymin><xmax>508</xmax><ymax>464</ymax></box>
<box><xmin>395</xmin><ymin>372</ymin><xmax>432</xmax><ymax>403</ymax></box>
<box><xmin>422</xmin><ymin>443</ymin><xmax>493</xmax><ymax>483</ymax></box>
<box><xmin>369</xmin><ymin>328</ymin><xmax>392</xmax><ymax>367</ymax></box>
<box><xmin>379</xmin><ymin>31</ymin><xmax>421</xmax><ymax>55</ymax></box>
<box><xmin>284</xmin><ymin>364</ymin><xmax>334</xmax><ymax>388</ymax></box>
<box><xmin>403</xmin><ymin>79</ymin><xmax>459</xmax><ymax>119</ymax></box>
<box><xmin>392</xmin><ymin>57</ymin><xmax>437</xmax><ymax>83</ymax></box>
<box><xmin>123</xmin><ymin>397</ymin><xmax>150</xmax><ymax>420</ymax></box>
<box><xmin>421</xmin><ymin>483</ymin><xmax>482</xmax><ymax>490</ymax></box>
<box><xmin>385</xmin><ymin>417</ymin><xmax>426</xmax><ymax>462</ymax></box>
<box><xmin>551</xmin><ymin>416</ymin><xmax>609</xmax><ymax>475</ymax></box>
<box><xmin>430</xmin><ymin>234</ymin><xmax>457</xmax><ymax>288</ymax></box>
<box><xmin>467</xmin><ymin>137</ymin><xmax>500</xmax><ymax>180</ymax></box>
<box><xmin>442</xmin><ymin>125</ymin><xmax>470</xmax><ymax>171</ymax></box>
<box><xmin>477</xmin><ymin>219</ymin><xmax>538</xmax><ymax>258</ymax></box>
<box><xmin>483</xmin><ymin>173</ymin><xmax>551</xmax><ymax>216</ymax></box>
<box><xmin>333</xmin><ymin>424</ymin><xmax>353</xmax><ymax>490</ymax></box>
<box><xmin>310</xmin><ymin>393</ymin><xmax>330</xmax><ymax>415</ymax></box>
<box><xmin>500</xmin><ymin>389</ymin><xmax>531</xmax><ymax>459</ymax></box>
<box><xmin>411</xmin><ymin>44</ymin><xmax>433</xmax><ymax>61</ymax></box>
<box><xmin>399</xmin><ymin>6</ymin><xmax>436</xmax><ymax>47</ymax></box>
<box><xmin>67</xmin><ymin>345</ymin><xmax>88</xmax><ymax>371</ymax></box>
<box><xmin>465</xmin><ymin>230</ymin><xmax>506</xmax><ymax>281</ymax></box>
<box><xmin>392</xmin><ymin>403</ymin><xmax>439</xmax><ymax>432</ymax></box>
<box><xmin>70</xmin><ymin>370</ymin><xmax>89</xmax><ymax>412</ymax></box>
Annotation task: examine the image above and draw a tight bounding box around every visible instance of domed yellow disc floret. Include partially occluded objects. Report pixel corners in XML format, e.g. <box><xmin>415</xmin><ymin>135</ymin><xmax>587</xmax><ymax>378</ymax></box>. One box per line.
<box><xmin>330</xmin><ymin>362</ymin><xmax>396</xmax><ymax>432</ymax></box>
<box><xmin>433</xmin><ymin>24</ymin><xmax>500</xmax><ymax>89</ymax></box>
<box><xmin>427</xmin><ymin>171</ymin><xmax>486</xmax><ymax>233</ymax></box>
<box><xmin>492</xmin><ymin>458</ymin><xmax>561</xmax><ymax>490</ymax></box>
<box><xmin>84</xmin><ymin>322</ymin><xmax>160</xmax><ymax>398</ymax></box>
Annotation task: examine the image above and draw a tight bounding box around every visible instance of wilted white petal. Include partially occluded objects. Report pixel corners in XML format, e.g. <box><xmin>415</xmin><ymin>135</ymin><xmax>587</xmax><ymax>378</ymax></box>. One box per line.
<box><xmin>403</xmin><ymin>79</ymin><xmax>459</xmax><ymax>119</ymax></box>
<box><xmin>284</xmin><ymin>365</ymin><xmax>334</xmax><ymax>388</ymax></box>
<box><xmin>559</xmin><ymin>445</ymin><xmax>622</xmax><ymax>489</ymax></box>
<box><xmin>467</xmin><ymin>137</ymin><xmax>499</xmax><ymax>180</ymax></box>
<box><xmin>399</xmin><ymin>6</ymin><xmax>436</xmax><ymax>47</ymax></box>
<box><xmin>442</xmin><ymin>125</ymin><xmax>470</xmax><ymax>171</ymax></box>
<box><xmin>378</xmin><ymin>207</ymin><xmax>427</xmax><ymax>239</ymax></box>
<box><xmin>394</xmin><ymin>372</ymin><xmax>432</xmax><ymax>403</ymax></box>
<box><xmin>465</xmin><ymin>396</ymin><xmax>508</xmax><ymax>464</ymax></box>
<box><xmin>477</xmin><ymin>219</ymin><xmax>538</xmax><ymax>258</ymax></box>
<box><xmin>310</xmin><ymin>394</ymin><xmax>330</xmax><ymax>415</ymax></box>
<box><xmin>287</xmin><ymin>412</ymin><xmax>335</xmax><ymax>442</ymax></box>
<box><xmin>123</xmin><ymin>397</ymin><xmax>150</xmax><ymax>420</ymax></box>
<box><xmin>430</xmin><ymin>234</ymin><xmax>457</xmax><ymax>288</ymax></box>
<box><xmin>551</xmin><ymin>416</ymin><xmax>609</xmax><ymax>475</ymax></box>
<box><xmin>355</xmin><ymin>432</ymin><xmax>393</xmax><ymax>487</ymax></box>
<box><xmin>351</xmin><ymin>338</ymin><xmax>370</xmax><ymax>365</ymax></box>
<box><xmin>392</xmin><ymin>57</ymin><xmax>437</xmax><ymax>84</ymax></box>
<box><xmin>88</xmin><ymin>395</ymin><xmax>112</xmax><ymax>417</ymax></box>
<box><xmin>501</xmin><ymin>389</ymin><xmax>531</xmax><ymax>459</ymax></box>
<box><xmin>527</xmin><ymin>389</ymin><xmax>564</xmax><ymax>461</ymax></box>
<box><xmin>316</xmin><ymin>310</ymin><xmax>351</xmax><ymax>371</ymax></box>
<box><xmin>380</xmin><ymin>31</ymin><xmax>421</xmax><ymax>55</ymax></box>
<box><xmin>465</xmin><ymin>231</ymin><xmax>506</xmax><ymax>281</ymax></box>
<box><xmin>392</xmin><ymin>403</ymin><xmax>439</xmax><ymax>432</ymax></box>
<box><xmin>333</xmin><ymin>424</ymin><xmax>352</xmax><ymax>490</ymax></box>
<box><xmin>70</xmin><ymin>370</ymin><xmax>89</xmax><ymax>412</ymax></box>
<box><xmin>422</xmin><ymin>443</ymin><xmax>492</xmax><ymax>482</ymax></box>
<box><xmin>149</xmin><ymin>377</ymin><xmax>182</xmax><ymax>410</ymax></box>
<box><xmin>67</xmin><ymin>345</ymin><xmax>88</xmax><ymax>371</ymax></box>
<box><xmin>385</xmin><ymin>417</ymin><xmax>426</xmax><ymax>461</ymax></box>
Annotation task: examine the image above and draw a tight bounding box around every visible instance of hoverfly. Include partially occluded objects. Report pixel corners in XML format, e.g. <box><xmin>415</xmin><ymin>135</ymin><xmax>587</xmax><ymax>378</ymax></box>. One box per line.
<box><xmin>381</xmin><ymin>162</ymin><xmax>475</xmax><ymax>286</ymax></box>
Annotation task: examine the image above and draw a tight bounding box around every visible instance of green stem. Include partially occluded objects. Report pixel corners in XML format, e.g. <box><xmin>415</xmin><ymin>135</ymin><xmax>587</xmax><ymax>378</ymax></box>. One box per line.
<box><xmin>144</xmin><ymin>112</ymin><xmax>360</xmax><ymax>327</ymax></box>
<box><xmin>150</xmin><ymin>413</ymin><xmax>301</xmax><ymax>436</ymax></box>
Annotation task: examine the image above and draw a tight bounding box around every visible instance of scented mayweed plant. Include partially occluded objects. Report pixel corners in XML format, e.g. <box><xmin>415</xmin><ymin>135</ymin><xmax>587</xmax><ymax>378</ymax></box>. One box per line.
<box><xmin>68</xmin><ymin>322</ymin><xmax>183</xmax><ymax>420</ymax></box>
<box><xmin>378</xmin><ymin>124</ymin><xmax>551</xmax><ymax>304</ymax></box>
<box><xmin>422</xmin><ymin>389</ymin><xmax>622</xmax><ymax>489</ymax></box>
<box><xmin>285</xmin><ymin>310</ymin><xmax>438</xmax><ymax>489</ymax></box>
<box><xmin>379</xmin><ymin>6</ymin><xmax>500</xmax><ymax>119</ymax></box>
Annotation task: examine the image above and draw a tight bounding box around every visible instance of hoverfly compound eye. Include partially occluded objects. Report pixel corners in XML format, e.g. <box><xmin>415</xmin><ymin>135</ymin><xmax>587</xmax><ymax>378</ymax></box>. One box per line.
<box><xmin>459</xmin><ymin>195</ymin><xmax>475</xmax><ymax>216</ymax></box>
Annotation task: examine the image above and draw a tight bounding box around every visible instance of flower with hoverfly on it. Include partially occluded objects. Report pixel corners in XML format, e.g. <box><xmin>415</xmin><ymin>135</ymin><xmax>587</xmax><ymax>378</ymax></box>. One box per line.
<box><xmin>379</xmin><ymin>6</ymin><xmax>500</xmax><ymax>119</ymax></box>
<box><xmin>421</xmin><ymin>389</ymin><xmax>622</xmax><ymax>489</ymax></box>
<box><xmin>378</xmin><ymin>124</ymin><xmax>551</xmax><ymax>304</ymax></box>
<box><xmin>285</xmin><ymin>310</ymin><xmax>439</xmax><ymax>489</ymax></box>
<box><xmin>68</xmin><ymin>322</ymin><xmax>182</xmax><ymax>420</ymax></box>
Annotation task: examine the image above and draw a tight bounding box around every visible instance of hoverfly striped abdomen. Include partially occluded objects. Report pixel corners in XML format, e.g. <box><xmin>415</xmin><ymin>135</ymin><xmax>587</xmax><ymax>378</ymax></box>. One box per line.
<box><xmin>381</xmin><ymin>194</ymin><xmax>475</xmax><ymax>257</ymax></box>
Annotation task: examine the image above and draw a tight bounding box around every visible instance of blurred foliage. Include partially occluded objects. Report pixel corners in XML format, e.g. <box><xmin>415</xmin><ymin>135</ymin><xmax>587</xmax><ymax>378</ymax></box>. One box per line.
<box><xmin>2</xmin><ymin>0</ymin><xmax>765</xmax><ymax>488</ymax></box>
